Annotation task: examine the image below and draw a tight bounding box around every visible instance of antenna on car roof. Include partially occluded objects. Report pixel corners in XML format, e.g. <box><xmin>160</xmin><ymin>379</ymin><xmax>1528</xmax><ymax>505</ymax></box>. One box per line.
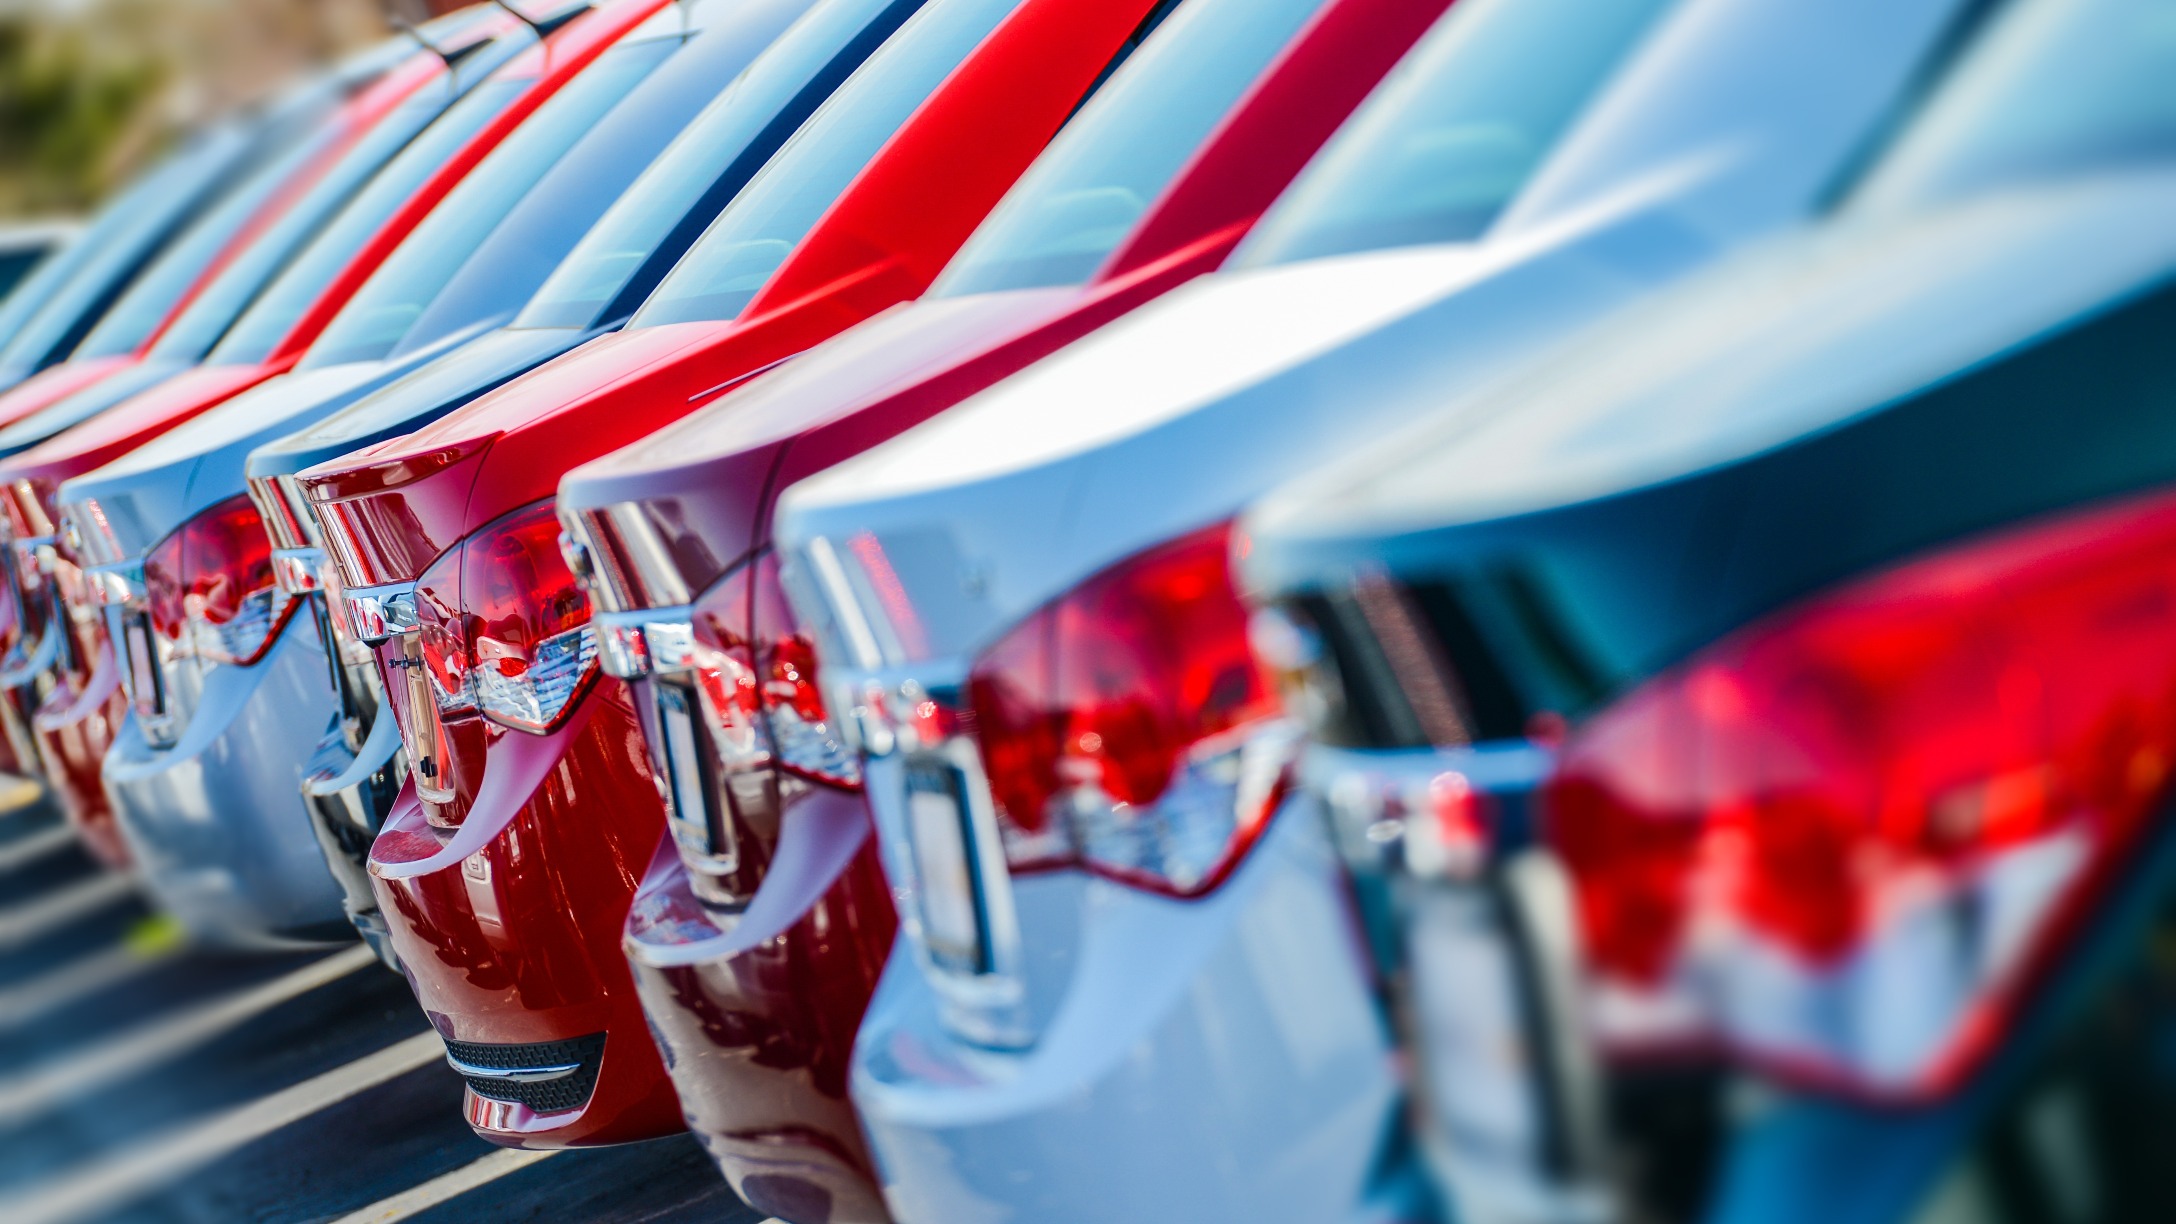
<box><xmin>491</xmin><ymin>0</ymin><xmax>590</xmax><ymax>39</ymax></box>
<box><xmin>389</xmin><ymin>14</ymin><xmax>458</xmax><ymax>70</ymax></box>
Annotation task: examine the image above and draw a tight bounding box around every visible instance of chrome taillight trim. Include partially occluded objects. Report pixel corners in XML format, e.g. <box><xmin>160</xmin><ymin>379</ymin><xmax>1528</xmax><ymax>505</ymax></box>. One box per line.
<box><xmin>342</xmin><ymin>580</ymin><xmax>420</xmax><ymax>645</ymax></box>
<box><xmin>594</xmin><ymin>609</ymin><xmax>695</xmax><ymax>680</ymax></box>
<box><xmin>1301</xmin><ymin>738</ymin><xmax>1613</xmax><ymax>1223</ymax></box>
<box><xmin>271</xmin><ymin>547</ymin><xmax>324</xmax><ymax>595</ymax></box>
<box><xmin>82</xmin><ymin>560</ymin><xmax>143</xmax><ymax>610</ymax></box>
<box><xmin>10</xmin><ymin>535</ymin><xmax>56</xmax><ymax>579</ymax></box>
<box><xmin>845</xmin><ymin>667</ymin><xmax>1033</xmax><ymax>1048</ymax></box>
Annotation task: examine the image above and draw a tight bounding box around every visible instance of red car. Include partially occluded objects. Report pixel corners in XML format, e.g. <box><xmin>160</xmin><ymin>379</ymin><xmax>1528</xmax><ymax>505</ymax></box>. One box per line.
<box><xmin>297</xmin><ymin>0</ymin><xmax>1189</xmax><ymax>1167</ymax></box>
<box><xmin>0</xmin><ymin>9</ymin><xmax>523</xmax><ymax>864</ymax></box>
<box><xmin>550</xmin><ymin>0</ymin><xmax>1447</xmax><ymax>1209</ymax></box>
<box><xmin>0</xmin><ymin>0</ymin><xmax>666</xmax><ymax>868</ymax></box>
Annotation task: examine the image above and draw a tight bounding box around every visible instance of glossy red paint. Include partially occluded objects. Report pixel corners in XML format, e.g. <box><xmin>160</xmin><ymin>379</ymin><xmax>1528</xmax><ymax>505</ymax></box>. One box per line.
<box><xmin>370</xmin><ymin>685</ymin><xmax>685</xmax><ymax>1147</ymax></box>
<box><xmin>1</xmin><ymin>0</ymin><xmax>667</xmax><ymax>859</ymax></box>
<box><xmin>623</xmin><ymin>792</ymin><xmax>897</xmax><ymax>1221</ymax></box>
<box><xmin>302</xmin><ymin>0</ymin><xmax>1178</xmax><ymax>1160</ymax></box>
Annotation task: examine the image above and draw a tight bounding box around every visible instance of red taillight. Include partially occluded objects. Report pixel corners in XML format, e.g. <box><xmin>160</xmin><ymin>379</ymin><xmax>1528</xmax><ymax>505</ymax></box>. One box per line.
<box><xmin>1547</xmin><ymin>488</ymin><xmax>2176</xmax><ymax>1099</ymax></box>
<box><xmin>141</xmin><ymin>495</ymin><xmax>294</xmax><ymax>667</ymax></box>
<box><xmin>467</xmin><ymin>504</ymin><xmax>595</xmax><ymax>733</ymax></box>
<box><xmin>687</xmin><ymin>552</ymin><xmax>861</xmax><ymax>789</ymax></box>
<box><xmin>410</xmin><ymin>501</ymin><xmax>598</xmax><ymax>737</ymax></box>
<box><xmin>967</xmin><ymin>523</ymin><xmax>1286</xmax><ymax>897</ymax></box>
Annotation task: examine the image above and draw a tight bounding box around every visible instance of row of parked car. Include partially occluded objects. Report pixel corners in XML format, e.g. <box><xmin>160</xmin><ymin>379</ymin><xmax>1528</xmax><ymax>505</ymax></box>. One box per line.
<box><xmin>0</xmin><ymin>0</ymin><xmax>2170</xmax><ymax>1218</ymax></box>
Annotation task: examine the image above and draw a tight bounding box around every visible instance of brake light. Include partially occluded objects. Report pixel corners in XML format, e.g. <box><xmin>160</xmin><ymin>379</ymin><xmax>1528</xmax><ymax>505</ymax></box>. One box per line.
<box><xmin>409</xmin><ymin>501</ymin><xmax>598</xmax><ymax>737</ymax></box>
<box><xmin>686</xmin><ymin>553</ymin><xmax>861</xmax><ymax>789</ymax></box>
<box><xmin>141</xmin><ymin>495</ymin><xmax>295</xmax><ymax>667</ymax></box>
<box><xmin>1547</xmin><ymin>488</ymin><xmax>2176</xmax><ymax>1099</ymax></box>
<box><xmin>966</xmin><ymin>523</ymin><xmax>1286</xmax><ymax>897</ymax></box>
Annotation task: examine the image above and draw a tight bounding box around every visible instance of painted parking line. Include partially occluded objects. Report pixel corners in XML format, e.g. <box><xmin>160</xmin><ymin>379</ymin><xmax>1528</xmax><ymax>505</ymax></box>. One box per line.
<box><xmin>0</xmin><ymin>941</ymin><xmax>177</xmax><ymax>1031</ymax></box>
<box><xmin>0</xmin><ymin>943</ymin><xmax>379</xmax><ymax>1125</ymax></box>
<box><xmin>0</xmin><ymin>873</ymin><xmax>134</xmax><ymax>955</ymax></box>
<box><xmin>0</xmin><ymin>824</ymin><xmax>74</xmax><ymax>874</ymax></box>
<box><xmin>329</xmin><ymin>1147</ymin><xmax>560</xmax><ymax>1223</ymax></box>
<box><xmin>5</xmin><ymin>1029</ymin><xmax>447</xmax><ymax>1224</ymax></box>
<box><xmin>0</xmin><ymin>774</ymin><xmax>43</xmax><ymax>819</ymax></box>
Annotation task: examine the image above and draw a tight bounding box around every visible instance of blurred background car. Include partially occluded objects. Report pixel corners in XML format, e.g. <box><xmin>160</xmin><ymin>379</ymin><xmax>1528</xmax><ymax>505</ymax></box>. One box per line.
<box><xmin>766</xmin><ymin>0</ymin><xmax>2011</xmax><ymax>1218</ymax></box>
<box><xmin>0</xmin><ymin>3</ymin><xmax>533</xmax><ymax>866</ymax></box>
<box><xmin>554</xmin><ymin>0</ymin><xmax>1454</xmax><ymax>1214</ymax></box>
<box><xmin>0</xmin><ymin>220</ymin><xmax>77</xmax><ymax>308</ymax></box>
<box><xmin>295</xmin><ymin>0</ymin><xmax>1196</xmax><ymax>1158</ymax></box>
<box><xmin>52</xmin><ymin>0</ymin><xmax>755</xmax><ymax>957</ymax></box>
<box><xmin>1240</xmin><ymin>0</ymin><xmax>2176</xmax><ymax>1220</ymax></box>
<box><xmin>240</xmin><ymin>0</ymin><xmax>930</xmax><ymax>967</ymax></box>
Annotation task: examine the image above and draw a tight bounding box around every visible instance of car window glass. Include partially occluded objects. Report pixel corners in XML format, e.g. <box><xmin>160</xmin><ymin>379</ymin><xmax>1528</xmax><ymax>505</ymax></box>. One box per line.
<box><xmin>1857</xmin><ymin>0</ymin><xmax>2176</xmax><ymax>212</ymax></box>
<box><xmin>304</xmin><ymin>43</ymin><xmax>677</xmax><ymax>368</ymax></box>
<box><xmin>934</xmin><ymin>0</ymin><xmax>1324</xmax><ymax>296</ymax></box>
<box><xmin>1235</xmin><ymin>0</ymin><xmax>1673</xmax><ymax>267</ymax></box>
<box><xmin>0</xmin><ymin>132</ymin><xmax>239</xmax><ymax>367</ymax></box>
<box><xmin>514</xmin><ymin>0</ymin><xmax>925</xmax><ymax>330</ymax></box>
<box><xmin>149</xmin><ymin>87</ymin><xmax>467</xmax><ymax>362</ymax></box>
<box><xmin>630</xmin><ymin>0</ymin><xmax>1023</xmax><ymax>328</ymax></box>
<box><xmin>74</xmin><ymin>123</ymin><xmax>343</xmax><ymax>360</ymax></box>
<box><xmin>207</xmin><ymin>76</ymin><xmax>532</xmax><ymax>366</ymax></box>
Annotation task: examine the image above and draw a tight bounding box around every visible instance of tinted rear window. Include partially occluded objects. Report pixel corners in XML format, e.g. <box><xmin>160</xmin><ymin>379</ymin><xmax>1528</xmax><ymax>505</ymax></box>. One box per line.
<box><xmin>304</xmin><ymin>43</ymin><xmax>676</xmax><ymax>367</ymax></box>
<box><xmin>149</xmin><ymin>88</ymin><xmax>465</xmax><ymax>361</ymax></box>
<box><xmin>514</xmin><ymin>0</ymin><xmax>926</xmax><ymax>330</ymax></box>
<box><xmin>75</xmin><ymin>123</ymin><xmax>343</xmax><ymax>360</ymax></box>
<box><xmin>630</xmin><ymin>0</ymin><xmax>1023</xmax><ymax>327</ymax></box>
<box><xmin>1858</xmin><ymin>0</ymin><xmax>2176</xmax><ymax>211</ymax></box>
<box><xmin>1236</xmin><ymin>0</ymin><xmax>1672</xmax><ymax>266</ymax></box>
<box><xmin>935</xmin><ymin>0</ymin><xmax>1327</xmax><ymax>296</ymax></box>
<box><xmin>207</xmin><ymin>76</ymin><xmax>531</xmax><ymax>365</ymax></box>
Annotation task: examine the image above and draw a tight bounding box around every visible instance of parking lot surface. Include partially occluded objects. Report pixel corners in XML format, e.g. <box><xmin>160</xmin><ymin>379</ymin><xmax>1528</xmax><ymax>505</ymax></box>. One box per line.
<box><xmin>0</xmin><ymin>786</ymin><xmax>773</xmax><ymax>1224</ymax></box>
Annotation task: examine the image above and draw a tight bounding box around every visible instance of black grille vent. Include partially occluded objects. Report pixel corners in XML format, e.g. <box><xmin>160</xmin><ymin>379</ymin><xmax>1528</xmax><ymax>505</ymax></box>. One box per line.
<box><xmin>445</xmin><ymin>1032</ymin><xmax>606</xmax><ymax>1115</ymax></box>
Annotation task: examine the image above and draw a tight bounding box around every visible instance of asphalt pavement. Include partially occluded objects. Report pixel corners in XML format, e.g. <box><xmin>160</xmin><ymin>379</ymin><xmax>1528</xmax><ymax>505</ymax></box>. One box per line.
<box><xmin>0</xmin><ymin>782</ymin><xmax>772</xmax><ymax>1224</ymax></box>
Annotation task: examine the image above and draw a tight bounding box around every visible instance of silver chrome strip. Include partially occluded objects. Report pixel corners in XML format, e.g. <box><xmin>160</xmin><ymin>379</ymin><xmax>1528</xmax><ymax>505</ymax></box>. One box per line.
<box><xmin>442</xmin><ymin>1053</ymin><xmax>581</xmax><ymax>1084</ymax></box>
<box><xmin>593</xmin><ymin>608</ymin><xmax>695</xmax><ymax>680</ymax></box>
<box><xmin>342</xmin><ymin>580</ymin><xmax>419</xmax><ymax>645</ymax></box>
<box><xmin>83</xmin><ymin>560</ymin><xmax>143</xmax><ymax>609</ymax></box>
<box><xmin>271</xmin><ymin>547</ymin><xmax>324</xmax><ymax>595</ymax></box>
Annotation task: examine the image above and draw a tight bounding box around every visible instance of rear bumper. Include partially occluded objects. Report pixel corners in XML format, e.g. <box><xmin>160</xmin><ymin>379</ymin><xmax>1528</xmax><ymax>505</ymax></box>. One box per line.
<box><xmin>25</xmin><ymin>644</ymin><xmax>126</xmax><ymax>868</ymax></box>
<box><xmin>300</xmin><ymin>700</ymin><xmax>406</xmax><ymax>968</ymax></box>
<box><xmin>367</xmin><ymin>691</ymin><xmax>684</xmax><ymax>1149</ymax></box>
<box><xmin>850</xmin><ymin>798</ymin><xmax>1405</xmax><ymax>1224</ymax></box>
<box><xmin>624</xmin><ymin>787</ymin><xmax>897</xmax><ymax>1222</ymax></box>
<box><xmin>0</xmin><ymin>626</ymin><xmax>103</xmax><ymax>860</ymax></box>
<box><xmin>104</xmin><ymin>618</ymin><xmax>348</xmax><ymax>946</ymax></box>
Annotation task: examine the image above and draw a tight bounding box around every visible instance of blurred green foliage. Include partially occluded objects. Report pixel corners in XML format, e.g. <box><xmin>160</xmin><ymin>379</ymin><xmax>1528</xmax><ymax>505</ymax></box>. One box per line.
<box><xmin>0</xmin><ymin>18</ymin><xmax>164</xmax><ymax>214</ymax></box>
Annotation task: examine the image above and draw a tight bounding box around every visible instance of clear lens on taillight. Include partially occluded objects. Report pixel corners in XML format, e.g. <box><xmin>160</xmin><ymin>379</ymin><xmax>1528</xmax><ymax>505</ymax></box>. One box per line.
<box><xmin>406</xmin><ymin>501</ymin><xmax>597</xmax><ymax>738</ymax></box>
<box><xmin>683</xmin><ymin>552</ymin><xmax>861</xmax><ymax>789</ymax></box>
<box><xmin>966</xmin><ymin>523</ymin><xmax>1286</xmax><ymax>897</ymax></box>
<box><xmin>748</xmin><ymin>553</ymin><xmax>858</xmax><ymax>788</ymax></box>
<box><xmin>141</xmin><ymin>495</ymin><xmax>295</xmax><ymax>667</ymax></box>
<box><xmin>1547</xmin><ymin>487</ymin><xmax>2176</xmax><ymax>1099</ymax></box>
<box><xmin>466</xmin><ymin>503</ymin><xmax>596</xmax><ymax>733</ymax></box>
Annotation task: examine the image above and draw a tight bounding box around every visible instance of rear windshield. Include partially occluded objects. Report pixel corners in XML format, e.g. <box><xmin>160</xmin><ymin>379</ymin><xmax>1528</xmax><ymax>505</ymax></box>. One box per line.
<box><xmin>149</xmin><ymin>88</ymin><xmax>468</xmax><ymax>362</ymax></box>
<box><xmin>935</xmin><ymin>0</ymin><xmax>1325</xmax><ymax>296</ymax></box>
<box><xmin>514</xmin><ymin>0</ymin><xmax>924</xmax><ymax>331</ymax></box>
<box><xmin>75</xmin><ymin>123</ymin><xmax>344</xmax><ymax>360</ymax></box>
<box><xmin>631</xmin><ymin>0</ymin><xmax>1024</xmax><ymax>327</ymax></box>
<box><xmin>0</xmin><ymin>132</ymin><xmax>237</xmax><ymax>368</ymax></box>
<box><xmin>1856</xmin><ymin>0</ymin><xmax>2176</xmax><ymax>212</ymax></box>
<box><xmin>304</xmin><ymin>43</ymin><xmax>677</xmax><ymax>368</ymax></box>
<box><xmin>206</xmin><ymin>76</ymin><xmax>532</xmax><ymax>366</ymax></box>
<box><xmin>1236</xmin><ymin>0</ymin><xmax>1673</xmax><ymax>267</ymax></box>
